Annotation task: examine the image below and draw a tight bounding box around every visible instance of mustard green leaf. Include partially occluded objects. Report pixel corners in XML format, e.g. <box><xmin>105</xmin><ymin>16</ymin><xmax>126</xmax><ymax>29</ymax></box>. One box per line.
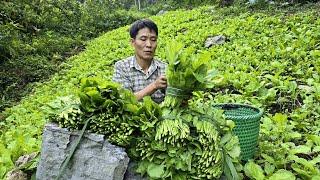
<box><xmin>244</xmin><ymin>161</ymin><xmax>265</xmax><ymax>180</ymax></box>
<box><xmin>267</xmin><ymin>169</ymin><xmax>296</xmax><ymax>180</ymax></box>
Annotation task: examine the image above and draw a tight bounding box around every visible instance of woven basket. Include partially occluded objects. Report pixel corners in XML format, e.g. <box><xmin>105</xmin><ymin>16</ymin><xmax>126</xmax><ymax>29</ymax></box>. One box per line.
<box><xmin>213</xmin><ymin>103</ymin><xmax>263</xmax><ymax>161</ymax></box>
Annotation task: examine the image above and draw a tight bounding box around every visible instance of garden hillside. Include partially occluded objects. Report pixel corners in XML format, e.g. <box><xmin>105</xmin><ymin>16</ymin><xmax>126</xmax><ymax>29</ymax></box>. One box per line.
<box><xmin>0</xmin><ymin>0</ymin><xmax>149</xmax><ymax>111</ymax></box>
<box><xmin>1</xmin><ymin>4</ymin><xmax>320</xmax><ymax>179</ymax></box>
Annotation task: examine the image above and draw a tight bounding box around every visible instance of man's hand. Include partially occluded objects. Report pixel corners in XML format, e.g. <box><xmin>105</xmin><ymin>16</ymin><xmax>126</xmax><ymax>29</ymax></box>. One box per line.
<box><xmin>134</xmin><ymin>75</ymin><xmax>167</xmax><ymax>101</ymax></box>
<box><xmin>153</xmin><ymin>75</ymin><xmax>167</xmax><ymax>90</ymax></box>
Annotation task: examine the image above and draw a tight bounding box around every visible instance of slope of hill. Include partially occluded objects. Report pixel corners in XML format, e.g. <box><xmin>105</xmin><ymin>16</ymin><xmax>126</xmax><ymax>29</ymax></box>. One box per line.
<box><xmin>1</xmin><ymin>5</ymin><xmax>320</xmax><ymax>179</ymax></box>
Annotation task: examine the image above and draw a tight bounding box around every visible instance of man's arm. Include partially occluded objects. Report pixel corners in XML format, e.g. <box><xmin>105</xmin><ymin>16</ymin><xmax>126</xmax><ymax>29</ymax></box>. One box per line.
<box><xmin>134</xmin><ymin>75</ymin><xmax>167</xmax><ymax>101</ymax></box>
<box><xmin>113</xmin><ymin>62</ymin><xmax>167</xmax><ymax>101</ymax></box>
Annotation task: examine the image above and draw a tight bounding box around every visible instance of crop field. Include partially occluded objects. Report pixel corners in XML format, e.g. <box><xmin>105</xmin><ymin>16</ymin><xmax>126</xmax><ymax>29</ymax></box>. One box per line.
<box><xmin>0</xmin><ymin>4</ymin><xmax>320</xmax><ymax>179</ymax></box>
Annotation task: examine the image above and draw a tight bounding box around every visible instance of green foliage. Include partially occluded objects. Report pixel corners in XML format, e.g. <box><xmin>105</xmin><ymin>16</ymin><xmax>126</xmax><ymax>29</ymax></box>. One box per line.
<box><xmin>135</xmin><ymin>46</ymin><xmax>241</xmax><ymax>179</ymax></box>
<box><xmin>165</xmin><ymin>41</ymin><xmax>212</xmax><ymax>91</ymax></box>
<box><xmin>134</xmin><ymin>95</ymin><xmax>241</xmax><ymax>179</ymax></box>
<box><xmin>46</xmin><ymin>77</ymin><xmax>162</xmax><ymax>147</ymax></box>
<box><xmin>163</xmin><ymin>41</ymin><xmax>216</xmax><ymax>107</ymax></box>
<box><xmin>0</xmin><ymin>3</ymin><xmax>320</xmax><ymax>179</ymax></box>
<box><xmin>45</xmin><ymin>76</ymin><xmax>240</xmax><ymax>179</ymax></box>
<box><xmin>244</xmin><ymin>161</ymin><xmax>265</xmax><ymax>180</ymax></box>
<box><xmin>0</xmin><ymin>0</ymin><xmax>147</xmax><ymax>110</ymax></box>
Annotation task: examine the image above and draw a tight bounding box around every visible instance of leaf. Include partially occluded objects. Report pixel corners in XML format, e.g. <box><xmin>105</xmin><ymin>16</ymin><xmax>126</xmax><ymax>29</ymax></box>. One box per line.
<box><xmin>224</xmin><ymin>154</ymin><xmax>240</xmax><ymax>180</ymax></box>
<box><xmin>287</xmin><ymin>132</ymin><xmax>302</xmax><ymax>140</ymax></box>
<box><xmin>206</xmin><ymin>73</ymin><xmax>224</xmax><ymax>88</ymax></box>
<box><xmin>193</xmin><ymin>64</ymin><xmax>207</xmax><ymax>83</ymax></box>
<box><xmin>143</xmin><ymin>96</ymin><xmax>156</xmax><ymax>115</ymax></box>
<box><xmin>289</xmin><ymin>154</ymin><xmax>317</xmax><ymax>171</ymax></box>
<box><xmin>151</xmin><ymin>141</ymin><xmax>166</xmax><ymax>151</ymax></box>
<box><xmin>308</xmin><ymin>135</ymin><xmax>320</xmax><ymax>146</ymax></box>
<box><xmin>273</xmin><ymin>113</ymin><xmax>288</xmax><ymax>125</ymax></box>
<box><xmin>313</xmin><ymin>146</ymin><xmax>320</xmax><ymax>152</ymax></box>
<box><xmin>124</xmin><ymin>103</ymin><xmax>139</xmax><ymax>113</ymax></box>
<box><xmin>310</xmin><ymin>155</ymin><xmax>320</xmax><ymax>165</ymax></box>
<box><xmin>228</xmin><ymin>145</ymin><xmax>241</xmax><ymax>159</ymax></box>
<box><xmin>166</xmin><ymin>41</ymin><xmax>184</xmax><ymax>67</ymax></box>
<box><xmin>179</xmin><ymin>151</ymin><xmax>192</xmax><ymax>171</ymax></box>
<box><xmin>289</xmin><ymin>145</ymin><xmax>311</xmax><ymax>155</ymax></box>
<box><xmin>226</xmin><ymin>120</ymin><xmax>235</xmax><ymax>129</ymax></box>
<box><xmin>310</xmin><ymin>50</ymin><xmax>320</xmax><ymax>58</ymax></box>
<box><xmin>136</xmin><ymin>160</ymin><xmax>149</xmax><ymax>175</ymax></box>
<box><xmin>265</xmin><ymin>88</ymin><xmax>277</xmax><ymax>100</ymax></box>
<box><xmin>312</xmin><ymin>175</ymin><xmax>320</xmax><ymax>180</ymax></box>
<box><xmin>291</xmin><ymin>164</ymin><xmax>312</xmax><ymax>179</ymax></box>
<box><xmin>244</xmin><ymin>161</ymin><xmax>265</xmax><ymax>180</ymax></box>
<box><xmin>220</xmin><ymin>133</ymin><xmax>232</xmax><ymax>145</ymax></box>
<box><xmin>87</xmin><ymin>89</ymin><xmax>103</xmax><ymax>104</ymax></box>
<box><xmin>267</xmin><ymin>169</ymin><xmax>296</xmax><ymax>180</ymax></box>
<box><xmin>147</xmin><ymin>163</ymin><xmax>165</xmax><ymax>179</ymax></box>
<box><xmin>272</xmin><ymin>113</ymin><xmax>288</xmax><ymax>132</ymax></box>
<box><xmin>264</xmin><ymin>162</ymin><xmax>275</xmax><ymax>175</ymax></box>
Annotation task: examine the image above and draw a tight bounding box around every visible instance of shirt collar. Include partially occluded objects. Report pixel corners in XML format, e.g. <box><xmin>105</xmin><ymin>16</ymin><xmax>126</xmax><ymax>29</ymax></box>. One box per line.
<box><xmin>130</xmin><ymin>56</ymin><xmax>159</xmax><ymax>75</ymax></box>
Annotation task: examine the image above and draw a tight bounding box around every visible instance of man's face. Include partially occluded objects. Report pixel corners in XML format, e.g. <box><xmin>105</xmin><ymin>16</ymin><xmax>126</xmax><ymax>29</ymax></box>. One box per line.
<box><xmin>131</xmin><ymin>27</ymin><xmax>157</xmax><ymax>62</ymax></box>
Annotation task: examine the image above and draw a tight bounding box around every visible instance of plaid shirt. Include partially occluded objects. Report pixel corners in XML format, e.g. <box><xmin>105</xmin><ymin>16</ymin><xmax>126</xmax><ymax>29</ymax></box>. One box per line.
<box><xmin>112</xmin><ymin>56</ymin><xmax>167</xmax><ymax>103</ymax></box>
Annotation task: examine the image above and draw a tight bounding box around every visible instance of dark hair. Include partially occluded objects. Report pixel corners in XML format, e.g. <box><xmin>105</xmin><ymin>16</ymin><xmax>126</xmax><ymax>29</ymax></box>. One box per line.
<box><xmin>129</xmin><ymin>19</ymin><xmax>158</xmax><ymax>39</ymax></box>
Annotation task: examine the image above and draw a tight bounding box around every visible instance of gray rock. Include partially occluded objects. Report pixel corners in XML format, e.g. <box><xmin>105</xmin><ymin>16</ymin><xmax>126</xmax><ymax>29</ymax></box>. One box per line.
<box><xmin>249</xmin><ymin>0</ymin><xmax>257</xmax><ymax>4</ymax></box>
<box><xmin>204</xmin><ymin>35</ymin><xmax>227</xmax><ymax>48</ymax></box>
<box><xmin>15</xmin><ymin>152</ymin><xmax>38</xmax><ymax>168</ymax></box>
<box><xmin>269</xmin><ymin>1</ymin><xmax>275</xmax><ymax>4</ymax></box>
<box><xmin>156</xmin><ymin>10</ymin><xmax>167</xmax><ymax>16</ymax></box>
<box><xmin>36</xmin><ymin>123</ymin><xmax>129</xmax><ymax>180</ymax></box>
<box><xmin>6</xmin><ymin>170</ymin><xmax>27</xmax><ymax>180</ymax></box>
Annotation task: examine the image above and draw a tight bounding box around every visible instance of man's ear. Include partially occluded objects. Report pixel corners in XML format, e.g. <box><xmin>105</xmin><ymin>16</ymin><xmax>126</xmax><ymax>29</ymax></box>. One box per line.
<box><xmin>130</xmin><ymin>38</ymin><xmax>135</xmax><ymax>46</ymax></box>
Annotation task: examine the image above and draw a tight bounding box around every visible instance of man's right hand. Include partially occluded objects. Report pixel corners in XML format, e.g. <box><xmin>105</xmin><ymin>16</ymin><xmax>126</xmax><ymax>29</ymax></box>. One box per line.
<box><xmin>153</xmin><ymin>75</ymin><xmax>167</xmax><ymax>90</ymax></box>
<box><xmin>134</xmin><ymin>75</ymin><xmax>167</xmax><ymax>101</ymax></box>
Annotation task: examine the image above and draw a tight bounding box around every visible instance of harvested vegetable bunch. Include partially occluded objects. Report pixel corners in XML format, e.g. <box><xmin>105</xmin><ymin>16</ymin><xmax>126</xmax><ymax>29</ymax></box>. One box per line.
<box><xmin>47</xmin><ymin>77</ymin><xmax>242</xmax><ymax>179</ymax></box>
<box><xmin>127</xmin><ymin>42</ymin><xmax>241</xmax><ymax>179</ymax></box>
<box><xmin>131</xmin><ymin>94</ymin><xmax>242</xmax><ymax>179</ymax></box>
<box><xmin>79</xmin><ymin>77</ymin><xmax>163</xmax><ymax>147</ymax></box>
<box><xmin>45</xmin><ymin>95</ymin><xmax>84</xmax><ymax>130</ymax></box>
<box><xmin>78</xmin><ymin>77</ymin><xmax>129</xmax><ymax>113</ymax></box>
<box><xmin>47</xmin><ymin>77</ymin><xmax>162</xmax><ymax>147</ymax></box>
<box><xmin>163</xmin><ymin>41</ymin><xmax>216</xmax><ymax>107</ymax></box>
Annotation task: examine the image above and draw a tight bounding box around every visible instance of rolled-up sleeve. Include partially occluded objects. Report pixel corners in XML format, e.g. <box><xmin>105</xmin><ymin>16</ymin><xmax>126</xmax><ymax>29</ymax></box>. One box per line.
<box><xmin>112</xmin><ymin>62</ymin><xmax>132</xmax><ymax>90</ymax></box>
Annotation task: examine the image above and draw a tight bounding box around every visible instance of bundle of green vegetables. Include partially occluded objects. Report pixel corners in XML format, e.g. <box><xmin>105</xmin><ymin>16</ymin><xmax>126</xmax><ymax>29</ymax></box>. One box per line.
<box><xmin>163</xmin><ymin>41</ymin><xmax>216</xmax><ymax>107</ymax></box>
<box><xmin>47</xmin><ymin>77</ymin><xmax>161</xmax><ymax>147</ymax></box>
<box><xmin>128</xmin><ymin>42</ymin><xmax>242</xmax><ymax>179</ymax></box>
<box><xmin>46</xmin><ymin>41</ymin><xmax>242</xmax><ymax>179</ymax></box>
<box><xmin>130</xmin><ymin>94</ymin><xmax>242</xmax><ymax>179</ymax></box>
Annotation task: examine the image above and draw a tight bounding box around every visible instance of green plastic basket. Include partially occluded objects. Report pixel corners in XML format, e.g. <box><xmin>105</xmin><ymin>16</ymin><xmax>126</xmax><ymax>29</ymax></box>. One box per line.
<box><xmin>213</xmin><ymin>103</ymin><xmax>263</xmax><ymax>161</ymax></box>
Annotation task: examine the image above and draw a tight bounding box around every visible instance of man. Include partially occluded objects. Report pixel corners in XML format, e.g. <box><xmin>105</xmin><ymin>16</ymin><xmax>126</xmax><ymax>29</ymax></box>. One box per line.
<box><xmin>112</xmin><ymin>19</ymin><xmax>167</xmax><ymax>103</ymax></box>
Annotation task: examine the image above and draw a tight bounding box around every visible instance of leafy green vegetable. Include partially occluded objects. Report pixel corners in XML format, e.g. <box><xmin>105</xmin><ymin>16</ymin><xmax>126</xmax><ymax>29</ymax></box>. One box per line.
<box><xmin>267</xmin><ymin>169</ymin><xmax>296</xmax><ymax>180</ymax></box>
<box><xmin>162</xmin><ymin>41</ymin><xmax>217</xmax><ymax>108</ymax></box>
<box><xmin>244</xmin><ymin>161</ymin><xmax>265</xmax><ymax>180</ymax></box>
<box><xmin>147</xmin><ymin>163</ymin><xmax>165</xmax><ymax>179</ymax></box>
